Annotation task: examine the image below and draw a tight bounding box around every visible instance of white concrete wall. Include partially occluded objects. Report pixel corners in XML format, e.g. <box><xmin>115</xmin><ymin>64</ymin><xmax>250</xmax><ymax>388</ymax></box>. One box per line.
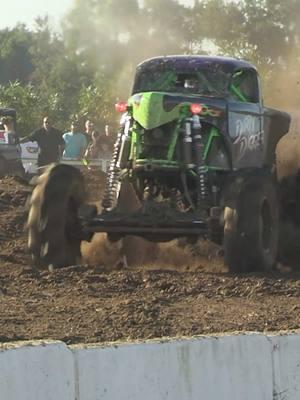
<box><xmin>0</xmin><ymin>332</ymin><xmax>299</xmax><ymax>400</ymax></box>
<box><xmin>0</xmin><ymin>341</ymin><xmax>75</xmax><ymax>400</ymax></box>
<box><xmin>74</xmin><ymin>334</ymin><xmax>272</xmax><ymax>400</ymax></box>
<box><xmin>270</xmin><ymin>334</ymin><xmax>300</xmax><ymax>400</ymax></box>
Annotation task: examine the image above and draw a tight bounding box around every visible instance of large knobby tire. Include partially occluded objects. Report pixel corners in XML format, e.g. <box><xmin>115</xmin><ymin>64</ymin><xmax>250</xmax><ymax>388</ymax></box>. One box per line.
<box><xmin>224</xmin><ymin>176</ymin><xmax>279</xmax><ymax>273</ymax></box>
<box><xmin>27</xmin><ymin>164</ymin><xmax>86</xmax><ymax>268</ymax></box>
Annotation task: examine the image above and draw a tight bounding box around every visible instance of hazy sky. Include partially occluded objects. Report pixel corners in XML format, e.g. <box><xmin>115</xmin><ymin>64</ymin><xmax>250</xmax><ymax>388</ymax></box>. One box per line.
<box><xmin>0</xmin><ymin>0</ymin><xmax>194</xmax><ymax>30</ymax></box>
<box><xmin>0</xmin><ymin>0</ymin><xmax>73</xmax><ymax>29</ymax></box>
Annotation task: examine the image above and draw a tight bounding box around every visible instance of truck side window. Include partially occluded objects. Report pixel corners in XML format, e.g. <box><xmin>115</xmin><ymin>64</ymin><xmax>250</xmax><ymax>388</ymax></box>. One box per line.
<box><xmin>230</xmin><ymin>69</ymin><xmax>259</xmax><ymax>103</ymax></box>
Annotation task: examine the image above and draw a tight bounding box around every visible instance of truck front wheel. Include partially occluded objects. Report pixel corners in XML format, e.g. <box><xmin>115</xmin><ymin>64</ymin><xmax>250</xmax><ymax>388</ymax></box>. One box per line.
<box><xmin>224</xmin><ymin>177</ymin><xmax>279</xmax><ymax>273</ymax></box>
<box><xmin>27</xmin><ymin>164</ymin><xmax>86</xmax><ymax>268</ymax></box>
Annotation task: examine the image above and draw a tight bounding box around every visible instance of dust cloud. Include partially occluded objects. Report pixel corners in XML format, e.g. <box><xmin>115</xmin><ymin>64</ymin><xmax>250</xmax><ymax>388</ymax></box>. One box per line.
<box><xmin>264</xmin><ymin>45</ymin><xmax>300</xmax><ymax>117</ymax></box>
<box><xmin>272</xmin><ymin>48</ymin><xmax>300</xmax><ymax>182</ymax></box>
<box><xmin>82</xmin><ymin>233</ymin><xmax>224</xmax><ymax>272</ymax></box>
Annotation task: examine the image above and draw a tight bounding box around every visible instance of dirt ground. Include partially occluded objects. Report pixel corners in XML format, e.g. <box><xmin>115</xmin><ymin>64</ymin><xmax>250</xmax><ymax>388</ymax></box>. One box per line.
<box><xmin>0</xmin><ymin>169</ymin><xmax>299</xmax><ymax>345</ymax></box>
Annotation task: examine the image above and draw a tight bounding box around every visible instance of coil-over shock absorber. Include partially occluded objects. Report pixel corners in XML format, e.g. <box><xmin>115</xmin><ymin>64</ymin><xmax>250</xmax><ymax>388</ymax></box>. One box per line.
<box><xmin>101</xmin><ymin>131</ymin><xmax>122</xmax><ymax>211</ymax></box>
<box><xmin>181</xmin><ymin>119</ymin><xmax>194</xmax><ymax>170</ymax></box>
<box><xmin>101</xmin><ymin>116</ymin><xmax>131</xmax><ymax>211</ymax></box>
<box><xmin>192</xmin><ymin>115</ymin><xmax>209</xmax><ymax>203</ymax></box>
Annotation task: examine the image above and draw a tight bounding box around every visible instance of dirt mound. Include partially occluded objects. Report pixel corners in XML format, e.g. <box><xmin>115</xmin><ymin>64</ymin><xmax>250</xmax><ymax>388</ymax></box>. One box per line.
<box><xmin>0</xmin><ymin>169</ymin><xmax>299</xmax><ymax>345</ymax></box>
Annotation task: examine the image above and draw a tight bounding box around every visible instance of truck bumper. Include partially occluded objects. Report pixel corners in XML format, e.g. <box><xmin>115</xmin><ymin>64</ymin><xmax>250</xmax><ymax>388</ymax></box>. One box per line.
<box><xmin>82</xmin><ymin>210</ymin><xmax>209</xmax><ymax>242</ymax></box>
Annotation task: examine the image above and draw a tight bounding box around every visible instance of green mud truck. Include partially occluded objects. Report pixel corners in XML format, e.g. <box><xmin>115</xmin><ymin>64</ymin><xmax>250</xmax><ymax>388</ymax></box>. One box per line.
<box><xmin>27</xmin><ymin>55</ymin><xmax>291</xmax><ymax>273</ymax></box>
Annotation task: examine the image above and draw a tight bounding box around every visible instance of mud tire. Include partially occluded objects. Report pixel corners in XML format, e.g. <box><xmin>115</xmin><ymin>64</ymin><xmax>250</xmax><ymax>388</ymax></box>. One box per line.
<box><xmin>27</xmin><ymin>164</ymin><xmax>86</xmax><ymax>268</ymax></box>
<box><xmin>224</xmin><ymin>176</ymin><xmax>279</xmax><ymax>273</ymax></box>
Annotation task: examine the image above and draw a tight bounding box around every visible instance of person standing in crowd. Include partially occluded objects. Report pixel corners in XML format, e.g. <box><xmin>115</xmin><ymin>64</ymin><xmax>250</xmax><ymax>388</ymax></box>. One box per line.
<box><xmin>63</xmin><ymin>121</ymin><xmax>87</xmax><ymax>159</ymax></box>
<box><xmin>1</xmin><ymin>116</ymin><xmax>25</xmax><ymax>177</ymax></box>
<box><xmin>84</xmin><ymin>130</ymin><xmax>102</xmax><ymax>159</ymax></box>
<box><xmin>1</xmin><ymin>116</ymin><xmax>16</xmax><ymax>144</ymax></box>
<box><xmin>103</xmin><ymin>124</ymin><xmax>113</xmax><ymax>155</ymax></box>
<box><xmin>84</xmin><ymin>125</ymin><xmax>112</xmax><ymax>159</ymax></box>
<box><xmin>20</xmin><ymin>116</ymin><xmax>65</xmax><ymax>168</ymax></box>
<box><xmin>84</xmin><ymin>119</ymin><xmax>94</xmax><ymax>144</ymax></box>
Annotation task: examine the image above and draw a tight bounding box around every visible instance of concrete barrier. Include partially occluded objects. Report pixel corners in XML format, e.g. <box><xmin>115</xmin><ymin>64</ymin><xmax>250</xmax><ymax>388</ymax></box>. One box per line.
<box><xmin>0</xmin><ymin>332</ymin><xmax>299</xmax><ymax>400</ymax></box>
<box><xmin>74</xmin><ymin>334</ymin><xmax>272</xmax><ymax>400</ymax></box>
<box><xmin>270</xmin><ymin>334</ymin><xmax>300</xmax><ymax>400</ymax></box>
<box><xmin>0</xmin><ymin>341</ymin><xmax>75</xmax><ymax>400</ymax></box>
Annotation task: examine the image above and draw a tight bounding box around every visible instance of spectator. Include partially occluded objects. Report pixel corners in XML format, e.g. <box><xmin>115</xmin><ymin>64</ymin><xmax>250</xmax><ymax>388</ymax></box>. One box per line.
<box><xmin>20</xmin><ymin>116</ymin><xmax>65</xmax><ymax>168</ymax></box>
<box><xmin>104</xmin><ymin>124</ymin><xmax>114</xmax><ymax>152</ymax></box>
<box><xmin>84</xmin><ymin>130</ymin><xmax>101</xmax><ymax>159</ymax></box>
<box><xmin>1</xmin><ymin>116</ymin><xmax>25</xmax><ymax>177</ymax></box>
<box><xmin>2</xmin><ymin>116</ymin><xmax>15</xmax><ymax>134</ymax></box>
<box><xmin>1</xmin><ymin>117</ymin><xmax>17</xmax><ymax>145</ymax></box>
<box><xmin>84</xmin><ymin>119</ymin><xmax>94</xmax><ymax>144</ymax></box>
<box><xmin>85</xmin><ymin>127</ymin><xmax>112</xmax><ymax>159</ymax></box>
<box><xmin>63</xmin><ymin>121</ymin><xmax>87</xmax><ymax>159</ymax></box>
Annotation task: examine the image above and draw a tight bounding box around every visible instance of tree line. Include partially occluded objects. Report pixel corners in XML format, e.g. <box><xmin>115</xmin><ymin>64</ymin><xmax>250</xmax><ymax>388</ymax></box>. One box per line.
<box><xmin>0</xmin><ymin>0</ymin><xmax>299</xmax><ymax>135</ymax></box>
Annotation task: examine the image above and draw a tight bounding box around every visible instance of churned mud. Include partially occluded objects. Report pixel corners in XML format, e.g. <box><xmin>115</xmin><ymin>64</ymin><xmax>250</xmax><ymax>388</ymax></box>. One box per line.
<box><xmin>0</xmin><ymin>169</ymin><xmax>298</xmax><ymax>344</ymax></box>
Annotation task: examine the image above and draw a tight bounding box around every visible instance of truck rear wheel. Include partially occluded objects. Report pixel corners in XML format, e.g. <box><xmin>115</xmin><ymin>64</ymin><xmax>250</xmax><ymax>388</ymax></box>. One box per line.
<box><xmin>224</xmin><ymin>177</ymin><xmax>279</xmax><ymax>273</ymax></box>
<box><xmin>27</xmin><ymin>164</ymin><xmax>85</xmax><ymax>268</ymax></box>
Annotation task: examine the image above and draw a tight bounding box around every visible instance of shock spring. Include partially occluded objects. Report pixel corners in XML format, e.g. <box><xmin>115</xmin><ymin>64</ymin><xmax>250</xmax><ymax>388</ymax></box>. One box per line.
<box><xmin>101</xmin><ymin>130</ymin><xmax>123</xmax><ymax>210</ymax></box>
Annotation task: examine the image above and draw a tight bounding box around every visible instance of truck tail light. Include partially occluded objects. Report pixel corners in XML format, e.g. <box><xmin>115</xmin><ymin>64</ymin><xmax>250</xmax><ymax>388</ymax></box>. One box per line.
<box><xmin>115</xmin><ymin>101</ymin><xmax>128</xmax><ymax>113</ymax></box>
<box><xmin>190</xmin><ymin>103</ymin><xmax>203</xmax><ymax>115</ymax></box>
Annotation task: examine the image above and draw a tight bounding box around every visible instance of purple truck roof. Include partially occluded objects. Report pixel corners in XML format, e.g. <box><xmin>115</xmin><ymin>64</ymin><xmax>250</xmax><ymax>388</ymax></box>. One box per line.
<box><xmin>136</xmin><ymin>55</ymin><xmax>256</xmax><ymax>72</ymax></box>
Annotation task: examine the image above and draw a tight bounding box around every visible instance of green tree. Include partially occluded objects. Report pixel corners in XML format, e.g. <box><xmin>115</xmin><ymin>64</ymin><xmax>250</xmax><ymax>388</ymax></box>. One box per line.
<box><xmin>0</xmin><ymin>81</ymin><xmax>40</xmax><ymax>135</ymax></box>
<box><xmin>77</xmin><ymin>85</ymin><xmax>115</xmax><ymax>129</ymax></box>
<box><xmin>29</xmin><ymin>17</ymin><xmax>85</xmax><ymax>125</ymax></box>
<box><xmin>0</xmin><ymin>25</ymin><xmax>34</xmax><ymax>84</ymax></box>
